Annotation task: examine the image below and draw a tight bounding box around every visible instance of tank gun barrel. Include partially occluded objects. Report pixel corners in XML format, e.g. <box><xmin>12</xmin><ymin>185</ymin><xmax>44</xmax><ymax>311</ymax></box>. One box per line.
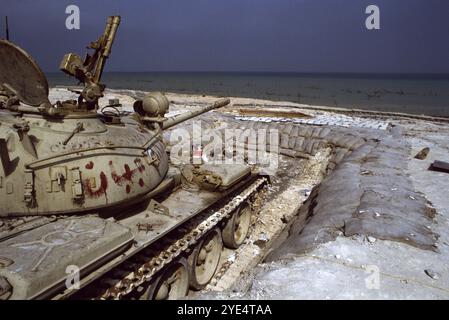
<box><xmin>162</xmin><ymin>98</ymin><xmax>230</xmax><ymax>130</ymax></box>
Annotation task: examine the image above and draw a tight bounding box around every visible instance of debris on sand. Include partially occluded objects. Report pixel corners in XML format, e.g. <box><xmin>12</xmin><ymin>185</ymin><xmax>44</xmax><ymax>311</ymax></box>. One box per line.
<box><xmin>424</xmin><ymin>269</ymin><xmax>440</xmax><ymax>280</ymax></box>
<box><xmin>253</xmin><ymin>233</ymin><xmax>270</xmax><ymax>248</ymax></box>
<box><xmin>429</xmin><ymin>160</ymin><xmax>449</xmax><ymax>174</ymax></box>
<box><xmin>414</xmin><ymin>147</ymin><xmax>430</xmax><ymax>160</ymax></box>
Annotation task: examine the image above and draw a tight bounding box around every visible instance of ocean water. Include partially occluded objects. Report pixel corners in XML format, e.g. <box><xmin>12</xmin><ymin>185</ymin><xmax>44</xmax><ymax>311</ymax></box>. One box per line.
<box><xmin>46</xmin><ymin>72</ymin><xmax>449</xmax><ymax>117</ymax></box>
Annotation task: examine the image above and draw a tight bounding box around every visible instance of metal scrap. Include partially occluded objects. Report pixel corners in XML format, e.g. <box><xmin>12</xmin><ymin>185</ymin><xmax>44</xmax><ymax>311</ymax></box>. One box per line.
<box><xmin>429</xmin><ymin>160</ymin><xmax>449</xmax><ymax>174</ymax></box>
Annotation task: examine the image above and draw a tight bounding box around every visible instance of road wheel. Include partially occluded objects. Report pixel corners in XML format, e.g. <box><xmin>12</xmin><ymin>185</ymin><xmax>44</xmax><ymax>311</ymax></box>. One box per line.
<box><xmin>188</xmin><ymin>228</ymin><xmax>223</xmax><ymax>290</ymax></box>
<box><xmin>141</xmin><ymin>257</ymin><xmax>189</xmax><ymax>300</ymax></box>
<box><xmin>222</xmin><ymin>203</ymin><xmax>251</xmax><ymax>249</ymax></box>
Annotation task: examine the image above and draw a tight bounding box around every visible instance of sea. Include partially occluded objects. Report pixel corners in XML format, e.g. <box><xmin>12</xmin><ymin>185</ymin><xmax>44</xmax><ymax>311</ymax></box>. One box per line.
<box><xmin>46</xmin><ymin>72</ymin><xmax>449</xmax><ymax>117</ymax></box>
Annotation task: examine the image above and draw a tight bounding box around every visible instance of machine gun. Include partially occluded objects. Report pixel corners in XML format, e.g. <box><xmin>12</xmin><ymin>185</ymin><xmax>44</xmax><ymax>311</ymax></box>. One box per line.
<box><xmin>60</xmin><ymin>16</ymin><xmax>121</xmax><ymax>109</ymax></box>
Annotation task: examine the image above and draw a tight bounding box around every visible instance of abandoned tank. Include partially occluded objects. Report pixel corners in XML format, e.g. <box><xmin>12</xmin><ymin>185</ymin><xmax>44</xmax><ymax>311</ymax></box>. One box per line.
<box><xmin>0</xmin><ymin>16</ymin><xmax>268</xmax><ymax>300</ymax></box>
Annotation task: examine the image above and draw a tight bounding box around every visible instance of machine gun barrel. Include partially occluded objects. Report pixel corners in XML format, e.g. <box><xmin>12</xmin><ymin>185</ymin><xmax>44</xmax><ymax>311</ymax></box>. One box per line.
<box><xmin>162</xmin><ymin>98</ymin><xmax>230</xmax><ymax>130</ymax></box>
<box><xmin>5</xmin><ymin>16</ymin><xmax>9</xmax><ymax>41</ymax></box>
<box><xmin>93</xmin><ymin>16</ymin><xmax>121</xmax><ymax>83</ymax></box>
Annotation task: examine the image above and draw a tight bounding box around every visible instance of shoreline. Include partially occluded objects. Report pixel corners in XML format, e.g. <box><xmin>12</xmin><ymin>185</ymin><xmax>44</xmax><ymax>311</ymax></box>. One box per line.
<box><xmin>48</xmin><ymin>68</ymin><xmax>449</xmax><ymax>118</ymax></box>
<box><xmin>50</xmin><ymin>86</ymin><xmax>449</xmax><ymax>123</ymax></box>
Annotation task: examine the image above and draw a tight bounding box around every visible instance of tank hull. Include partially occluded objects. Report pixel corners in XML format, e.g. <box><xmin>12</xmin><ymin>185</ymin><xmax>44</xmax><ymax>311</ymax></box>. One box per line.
<box><xmin>0</xmin><ymin>165</ymin><xmax>264</xmax><ymax>299</ymax></box>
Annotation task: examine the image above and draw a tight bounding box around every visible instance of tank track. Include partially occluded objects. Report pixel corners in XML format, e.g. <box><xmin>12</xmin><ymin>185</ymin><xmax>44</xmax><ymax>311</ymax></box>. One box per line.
<box><xmin>81</xmin><ymin>177</ymin><xmax>268</xmax><ymax>300</ymax></box>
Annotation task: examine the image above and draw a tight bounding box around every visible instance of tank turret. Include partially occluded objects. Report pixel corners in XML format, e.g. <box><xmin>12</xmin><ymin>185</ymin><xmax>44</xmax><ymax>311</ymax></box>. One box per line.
<box><xmin>0</xmin><ymin>16</ymin><xmax>229</xmax><ymax>217</ymax></box>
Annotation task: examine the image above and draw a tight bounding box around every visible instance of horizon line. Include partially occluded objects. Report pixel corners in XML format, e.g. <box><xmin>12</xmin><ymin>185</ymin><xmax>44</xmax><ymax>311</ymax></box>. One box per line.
<box><xmin>44</xmin><ymin>71</ymin><xmax>449</xmax><ymax>76</ymax></box>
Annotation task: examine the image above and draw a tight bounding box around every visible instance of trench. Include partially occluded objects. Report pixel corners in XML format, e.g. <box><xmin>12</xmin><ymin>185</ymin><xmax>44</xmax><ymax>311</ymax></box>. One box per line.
<box><xmin>163</xmin><ymin>104</ymin><xmax>439</xmax><ymax>297</ymax></box>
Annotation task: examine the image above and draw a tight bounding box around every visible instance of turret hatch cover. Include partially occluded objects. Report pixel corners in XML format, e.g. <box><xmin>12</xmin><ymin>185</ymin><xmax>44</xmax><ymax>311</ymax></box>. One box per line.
<box><xmin>0</xmin><ymin>40</ymin><xmax>50</xmax><ymax>107</ymax></box>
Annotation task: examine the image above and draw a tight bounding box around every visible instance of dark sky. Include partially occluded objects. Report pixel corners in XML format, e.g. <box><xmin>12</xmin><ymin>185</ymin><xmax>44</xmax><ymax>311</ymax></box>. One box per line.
<box><xmin>2</xmin><ymin>0</ymin><xmax>449</xmax><ymax>73</ymax></box>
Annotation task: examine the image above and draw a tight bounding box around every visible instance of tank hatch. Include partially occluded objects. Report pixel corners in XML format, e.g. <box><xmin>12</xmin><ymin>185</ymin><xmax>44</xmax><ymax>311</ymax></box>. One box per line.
<box><xmin>0</xmin><ymin>40</ymin><xmax>51</xmax><ymax>108</ymax></box>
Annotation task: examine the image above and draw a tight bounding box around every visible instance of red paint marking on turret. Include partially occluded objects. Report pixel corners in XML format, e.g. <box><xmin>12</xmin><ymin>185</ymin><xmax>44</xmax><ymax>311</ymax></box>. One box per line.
<box><xmin>85</xmin><ymin>161</ymin><xmax>94</xmax><ymax>169</ymax></box>
<box><xmin>126</xmin><ymin>185</ymin><xmax>131</xmax><ymax>194</ymax></box>
<box><xmin>123</xmin><ymin>164</ymin><xmax>133</xmax><ymax>180</ymax></box>
<box><xmin>83</xmin><ymin>172</ymin><xmax>108</xmax><ymax>198</ymax></box>
<box><xmin>138</xmin><ymin>178</ymin><xmax>145</xmax><ymax>187</ymax></box>
<box><xmin>110</xmin><ymin>162</ymin><xmax>138</xmax><ymax>186</ymax></box>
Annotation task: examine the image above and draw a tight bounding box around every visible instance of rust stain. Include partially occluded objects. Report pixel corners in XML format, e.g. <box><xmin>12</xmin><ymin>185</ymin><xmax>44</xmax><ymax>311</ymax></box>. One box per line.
<box><xmin>85</xmin><ymin>161</ymin><xmax>94</xmax><ymax>170</ymax></box>
<box><xmin>83</xmin><ymin>172</ymin><xmax>108</xmax><ymax>198</ymax></box>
